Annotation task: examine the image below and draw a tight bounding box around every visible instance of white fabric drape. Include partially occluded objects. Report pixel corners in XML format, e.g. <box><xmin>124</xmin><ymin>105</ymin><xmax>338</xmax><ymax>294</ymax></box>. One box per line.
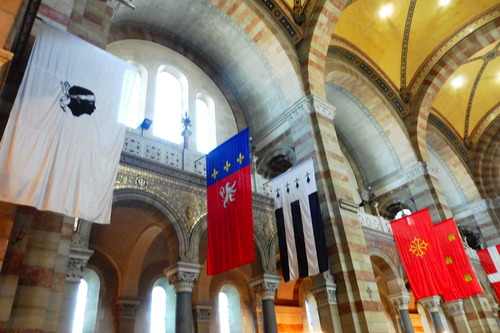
<box><xmin>0</xmin><ymin>23</ymin><xmax>137</xmax><ymax>224</ymax></box>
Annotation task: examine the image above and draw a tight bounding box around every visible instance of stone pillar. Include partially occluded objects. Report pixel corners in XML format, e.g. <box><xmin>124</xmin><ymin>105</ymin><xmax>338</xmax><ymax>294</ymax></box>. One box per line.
<box><xmin>286</xmin><ymin>95</ymin><xmax>387</xmax><ymax>332</ymax></box>
<box><xmin>310</xmin><ymin>272</ymin><xmax>342</xmax><ymax>333</ymax></box>
<box><xmin>443</xmin><ymin>299</ymin><xmax>472</xmax><ymax>333</ymax></box>
<box><xmin>7</xmin><ymin>211</ymin><xmax>73</xmax><ymax>333</ymax></box>
<box><xmin>420</xmin><ymin>296</ymin><xmax>445</xmax><ymax>333</ymax></box>
<box><xmin>193</xmin><ymin>304</ymin><xmax>212</xmax><ymax>333</ymax></box>
<box><xmin>165</xmin><ymin>261</ymin><xmax>201</xmax><ymax>333</ymax></box>
<box><xmin>115</xmin><ymin>298</ymin><xmax>141</xmax><ymax>333</ymax></box>
<box><xmin>493</xmin><ymin>303</ymin><xmax>500</xmax><ymax>329</ymax></box>
<box><xmin>463</xmin><ymin>294</ymin><xmax>500</xmax><ymax>332</ymax></box>
<box><xmin>250</xmin><ymin>274</ymin><xmax>281</xmax><ymax>333</ymax></box>
<box><xmin>389</xmin><ymin>292</ymin><xmax>414</xmax><ymax>333</ymax></box>
<box><xmin>58</xmin><ymin>219</ymin><xmax>94</xmax><ymax>333</ymax></box>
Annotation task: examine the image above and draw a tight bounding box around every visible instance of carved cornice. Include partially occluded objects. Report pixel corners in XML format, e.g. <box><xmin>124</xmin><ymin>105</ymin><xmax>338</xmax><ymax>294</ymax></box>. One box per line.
<box><xmin>250</xmin><ymin>274</ymin><xmax>281</xmax><ymax>301</ymax></box>
<box><xmin>164</xmin><ymin>262</ymin><xmax>201</xmax><ymax>293</ymax></box>
<box><xmin>66</xmin><ymin>257</ymin><xmax>88</xmax><ymax>282</ymax></box>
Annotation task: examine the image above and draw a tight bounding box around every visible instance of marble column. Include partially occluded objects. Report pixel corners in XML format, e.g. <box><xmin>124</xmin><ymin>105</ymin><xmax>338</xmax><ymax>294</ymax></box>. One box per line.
<box><xmin>310</xmin><ymin>272</ymin><xmax>342</xmax><ymax>333</ymax></box>
<box><xmin>443</xmin><ymin>299</ymin><xmax>472</xmax><ymax>333</ymax></box>
<box><xmin>389</xmin><ymin>292</ymin><xmax>414</xmax><ymax>333</ymax></box>
<box><xmin>250</xmin><ymin>274</ymin><xmax>281</xmax><ymax>333</ymax></box>
<box><xmin>115</xmin><ymin>298</ymin><xmax>141</xmax><ymax>333</ymax></box>
<box><xmin>165</xmin><ymin>262</ymin><xmax>201</xmax><ymax>333</ymax></box>
<box><xmin>420</xmin><ymin>296</ymin><xmax>445</xmax><ymax>333</ymax></box>
<box><xmin>193</xmin><ymin>304</ymin><xmax>212</xmax><ymax>333</ymax></box>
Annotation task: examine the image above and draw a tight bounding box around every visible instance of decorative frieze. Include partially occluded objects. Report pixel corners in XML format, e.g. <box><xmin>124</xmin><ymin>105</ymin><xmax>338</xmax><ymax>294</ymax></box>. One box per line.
<box><xmin>306</xmin><ymin>95</ymin><xmax>336</xmax><ymax>120</ymax></box>
<box><xmin>66</xmin><ymin>258</ymin><xmax>87</xmax><ymax>282</ymax></box>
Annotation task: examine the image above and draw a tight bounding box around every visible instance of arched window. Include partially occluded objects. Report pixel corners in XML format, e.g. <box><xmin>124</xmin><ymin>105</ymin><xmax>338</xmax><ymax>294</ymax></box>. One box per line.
<box><xmin>196</xmin><ymin>94</ymin><xmax>216</xmax><ymax>153</ymax></box>
<box><xmin>119</xmin><ymin>61</ymin><xmax>147</xmax><ymax>128</ymax></box>
<box><xmin>394</xmin><ymin>208</ymin><xmax>412</xmax><ymax>220</ymax></box>
<box><xmin>72</xmin><ymin>269</ymin><xmax>100</xmax><ymax>333</ymax></box>
<box><xmin>150</xmin><ymin>278</ymin><xmax>176</xmax><ymax>333</ymax></box>
<box><xmin>304</xmin><ymin>293</ymin><xmax>321</xmax><ymax>332</ymax></box>
<box><xmin>218</xmin><ymin>285</ymin><xmax>243</xmax><ymax>333</ymax></box>
<box><xmin>154</xmin><ymin>68</ymin><xmax>187</xmax><ymax>144</ymax></box>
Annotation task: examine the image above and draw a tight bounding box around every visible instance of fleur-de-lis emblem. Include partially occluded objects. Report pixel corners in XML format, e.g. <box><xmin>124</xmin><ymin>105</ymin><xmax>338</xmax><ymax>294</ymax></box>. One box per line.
<box><xmin>237</xmin><ymin>153</ymin><xmax>244</xmax><ymax>164</ymax></box>
<box><xmin>211</xmin><ymin>168</ymin><xmax>218</xmax><ymax>179</ymax></box>
<box><xmin>224</xmin><ymin>160</ymin><xmax>231</xmax><ymax>172</ymax></box>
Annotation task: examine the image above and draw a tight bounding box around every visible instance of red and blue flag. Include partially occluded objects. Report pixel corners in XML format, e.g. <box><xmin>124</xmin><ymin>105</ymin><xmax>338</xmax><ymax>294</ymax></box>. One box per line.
<box><xmin>206</xmin><ymin>128</ymin><xmax>254</xmax><ymax>275</ymax></box>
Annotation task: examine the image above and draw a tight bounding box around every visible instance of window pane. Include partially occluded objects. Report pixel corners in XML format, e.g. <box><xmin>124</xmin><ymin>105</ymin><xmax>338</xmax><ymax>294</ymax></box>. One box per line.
<box><xmin>154</xmin><ymin>72</ymin><xmax>183</xmax><ymax>144</ymax></box>
<box><xmin>72</xmin><ymin>279</ymin><xmax>88</xmax><ymax>333</ymax></box>
<box><xmin>151</xmin><ymin>286</ymin><xmax>167</xmax><ymax>333</ymax></box>
<box><xmin>219</xmin><ymin>292</ymin><xmax>230</xmax><ymax>333</ymax></box>
<box><xmin>196</xmin><ymin>99</ymin><xmax>210</xmax><ymax>153</ymax></box>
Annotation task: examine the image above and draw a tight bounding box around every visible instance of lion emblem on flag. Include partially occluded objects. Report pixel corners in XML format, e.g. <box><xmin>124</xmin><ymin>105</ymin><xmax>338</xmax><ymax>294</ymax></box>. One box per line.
<box><xmin>219</xmin><ymin>181</ymin><xmax>237</xmax><ymax>208</ymax></box>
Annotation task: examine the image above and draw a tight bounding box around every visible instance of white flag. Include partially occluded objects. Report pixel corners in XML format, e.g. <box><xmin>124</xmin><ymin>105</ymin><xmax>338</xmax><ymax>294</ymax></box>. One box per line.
<box><xmin>271</xmin><ymin>158</ymin><xmax>329</xmax><ymax>282</ymax></box>
<box><xmin>0</xmin><ymin>22</ymin><xmax>137</xmax><ymax>224</ymax></box>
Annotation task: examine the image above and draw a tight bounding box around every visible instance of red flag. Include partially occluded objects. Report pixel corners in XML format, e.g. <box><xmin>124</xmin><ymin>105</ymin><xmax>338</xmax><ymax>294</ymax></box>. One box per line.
<box><xmin>435</xmin><ymin>218</ymin><xmax>483</xmax><ymax>302</ymax></box>
<box><xmin>206</xmin><ymin>128</ymin><xmax>253</xmax><ymax>275</ymax></box>
<box><xmin>390</xmin><ymin>209</ymin><xmax>451</xmax><ymax>300</ymax></box>
<box><xmin>477</xmin><ymin>245</ymin><xmax>500</xmax><ymax>301</ymax></box>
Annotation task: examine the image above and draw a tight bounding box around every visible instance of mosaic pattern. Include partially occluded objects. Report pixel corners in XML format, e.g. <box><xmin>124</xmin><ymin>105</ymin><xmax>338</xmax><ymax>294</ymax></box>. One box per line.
<box><xmin>428</xmin><ymin>113</ymin><xmax>470</xmax><ymax>160</ymax></box>
<box><xmin>259</xmin><ymin>0</ymin><xmax>301</xmax><ymax>43</ymax></box>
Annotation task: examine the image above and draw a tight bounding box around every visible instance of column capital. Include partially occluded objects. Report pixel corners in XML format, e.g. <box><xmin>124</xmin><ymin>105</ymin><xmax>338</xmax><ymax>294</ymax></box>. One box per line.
<box><xmin>443</xmin><ymin>299</ymin><xmax>465</xmax><ymax>316</ymax></box>
<box><xmin>310</xmin><ymin>271</ymin><xmax>337</xmax><ymax>307</ymax></box>
<box><xmin>388</xmin><ymin>291</ymin><xmax>411</xmax><ymax>311</ymax></box>
<box><xmin>194</xmin><ymin>304</ymin><xmax>212</xmax><ymax>323</ymax></box>
<box><xmin>164</xmin><ymin>261</ymin><xmax>201</xmax><ymax>293</ymax></box>
<box><xmin>115</xmin><ymin>298</ymin><xmax>141</xmax><ymax>320</ymax></box>
<box><xmin>250</xmin><ymin>274</ymin><xmax>281</xmax><ymax>301</ymax></box>
<box><xmin>419</xmin><ymin>296</ymin><xmax>442</xmax><ymax>313</ymax></box>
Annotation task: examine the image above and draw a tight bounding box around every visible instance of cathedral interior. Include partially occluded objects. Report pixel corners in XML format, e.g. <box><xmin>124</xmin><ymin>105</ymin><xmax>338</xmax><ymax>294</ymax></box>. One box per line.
<box><xmin>0</xmin><ymin>0</ymin><xmax>499</xmax><ymax>332</ymax></box>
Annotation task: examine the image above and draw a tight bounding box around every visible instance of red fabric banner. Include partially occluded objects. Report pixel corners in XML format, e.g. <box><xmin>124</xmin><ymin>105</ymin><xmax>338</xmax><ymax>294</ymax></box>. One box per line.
<box><xmin>390</xmin><ymin>209</ymin><xmax>451</xmax><ymax>300</ymax></box>
<box><xmin>206</xmin><ymin>129</ymin><xmax>254</xmax><ymax>275</ymax></box>
<box><xmin>435</xmin><ymin>218</ymin><xmax>483</xmax><ymax>302</ymax></box>
<box><xmin>477</xmin><ymin>245</ymin><xmax>500</xmax><ymax>301</ymax></box>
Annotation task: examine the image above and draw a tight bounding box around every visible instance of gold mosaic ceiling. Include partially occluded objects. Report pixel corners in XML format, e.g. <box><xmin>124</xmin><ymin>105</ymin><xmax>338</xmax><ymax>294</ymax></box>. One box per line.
<box><xmin>331</xmin><ymin>0</ymin><xmax>499</xmax><ymax>145</ymax></box>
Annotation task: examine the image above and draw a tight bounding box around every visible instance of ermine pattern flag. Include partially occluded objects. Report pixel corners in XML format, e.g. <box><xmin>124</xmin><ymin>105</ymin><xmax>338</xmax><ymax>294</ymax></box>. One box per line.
<box><xmin>206</xmin><ymin>128</ymin><xmax>253</xmax><ymax>275</ymax></box>
<box><xmin>0</xmin><ymin>22</ymin><xmax>138</xmax><ymax>224</ymax></box>
<box><xmin>271</xmin><ymin>159</ymin><xmax>328</xmax><ymax>282</ymax></box>
<box><xmin>435</xmin><ymin>218</ymin><xmax>483</xmax><ymax>302</ymax></box>
<box><xmin>477</xmin><ymin>245</ymin><xmax>500</xmax><ymax>300</ymax></box>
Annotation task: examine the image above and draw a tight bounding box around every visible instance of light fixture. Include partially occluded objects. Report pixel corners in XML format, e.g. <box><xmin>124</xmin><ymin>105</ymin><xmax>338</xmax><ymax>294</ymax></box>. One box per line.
<box><xmin>451</xmin><ymin>76</ymin><xmax>465</xmax><ymax>88</ymax></box>
<box><xmin>439</xmin><ymin>0</ymin><xmax>451</xmax><ymax>7</ymax></box>
<box><xmin>139</xmin><ymin>118</ymin><xmax>153</xmax><ymax>136</ymax></box>
<box><xmin>379</xmin><ymin>3</ymin><xmax>394</xmax><ymax>19</ymax></box>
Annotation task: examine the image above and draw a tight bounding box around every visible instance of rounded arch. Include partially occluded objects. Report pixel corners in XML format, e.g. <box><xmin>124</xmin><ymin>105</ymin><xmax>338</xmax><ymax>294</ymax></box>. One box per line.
<box><xmin>113</xmin><ymin>189</ymin><xmax>189</xmax><ymax>258</ymax></box>
<box><xmin>369</xmin><ymin>250</ymin><xmax>406</xmax><ymax>295</ymax></box>
<box><xmin>408</xmin><ymin>20</ymin><xmax>500</xmax><ymax>162</ymax></box>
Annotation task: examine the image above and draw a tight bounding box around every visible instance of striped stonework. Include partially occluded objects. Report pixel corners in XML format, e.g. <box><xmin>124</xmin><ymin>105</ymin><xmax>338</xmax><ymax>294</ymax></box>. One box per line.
<box><xmin>6</xmin><ymin>210</ymin><xmax>70</xmax><ymax>333</ymax></box>
<box><xmin>284</xmin><ymin>95</ymin><xmax>387</xmax><ymax>332</ymax></box>
<box><xmin>298</xmin><ymin>0</ymin><xmax>345</xmax><ymax>98</ymax></box>
<box><xmin>409</xmin><ymin>19</ymin><xmax>500</xmax><ymax>163</ymax></box>
<box><xmin>464</xmin><ymin>294</ymin><xmax>500</xmax><ymax>333</ymax></box>
<box><xmin>454</xmin><ymin>199</ymin><xmax>500</xmax><ymax>246</ymax></box>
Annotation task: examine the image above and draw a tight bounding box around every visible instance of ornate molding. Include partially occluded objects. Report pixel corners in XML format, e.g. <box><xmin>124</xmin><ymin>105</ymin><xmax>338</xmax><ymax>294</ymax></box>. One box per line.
<box><xmin>306</xmin><ymin>95</ymin><xmax>336</xmax><ymax>120</ymax></box>
<box><xmin>164</xmin><ymin>262</ymin><xmax>201</xmax><ymax>293</ymax></box>
<box><xmin>115</xmin><ymin>298</ymin><xmax>141</xmax><ymax>319</ymax></box>
<box><xmin>419</xmin><ymin>296</ymin><xmax>441</xmax><ymax>313</ymax></box>
<box><xmin>443</xmin><ymin>299</ymin><xmax>465</xmax><ymax>316</ymax></box>
<box><xmin>250</xmin><ymin>274</ymin><xmax>281</xmax><ymax>301</ymax></box>
<box><xmin>388</xmin><ymin>292</ymin><xmax>411</xmax><ymax>311</ymax></box>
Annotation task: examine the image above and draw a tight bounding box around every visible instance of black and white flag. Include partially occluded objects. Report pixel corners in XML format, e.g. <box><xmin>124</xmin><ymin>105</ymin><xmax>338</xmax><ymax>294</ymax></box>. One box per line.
<box><xmin>271</xmin><ymin>158</ymin><xmax>328</xmax><ymax>282</ymax></box>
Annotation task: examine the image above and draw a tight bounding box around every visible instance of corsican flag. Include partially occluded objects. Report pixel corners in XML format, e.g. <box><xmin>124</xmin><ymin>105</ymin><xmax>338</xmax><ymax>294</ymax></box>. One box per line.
<box><xmin>0</xmin><ymin>22</ymin><xmax>138</xmax><ymax>224</ymax></box>
<box><xmin>271</xmin><ymin>158</ymin><xmax>328</xmax><ymax>282</ymax></box>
